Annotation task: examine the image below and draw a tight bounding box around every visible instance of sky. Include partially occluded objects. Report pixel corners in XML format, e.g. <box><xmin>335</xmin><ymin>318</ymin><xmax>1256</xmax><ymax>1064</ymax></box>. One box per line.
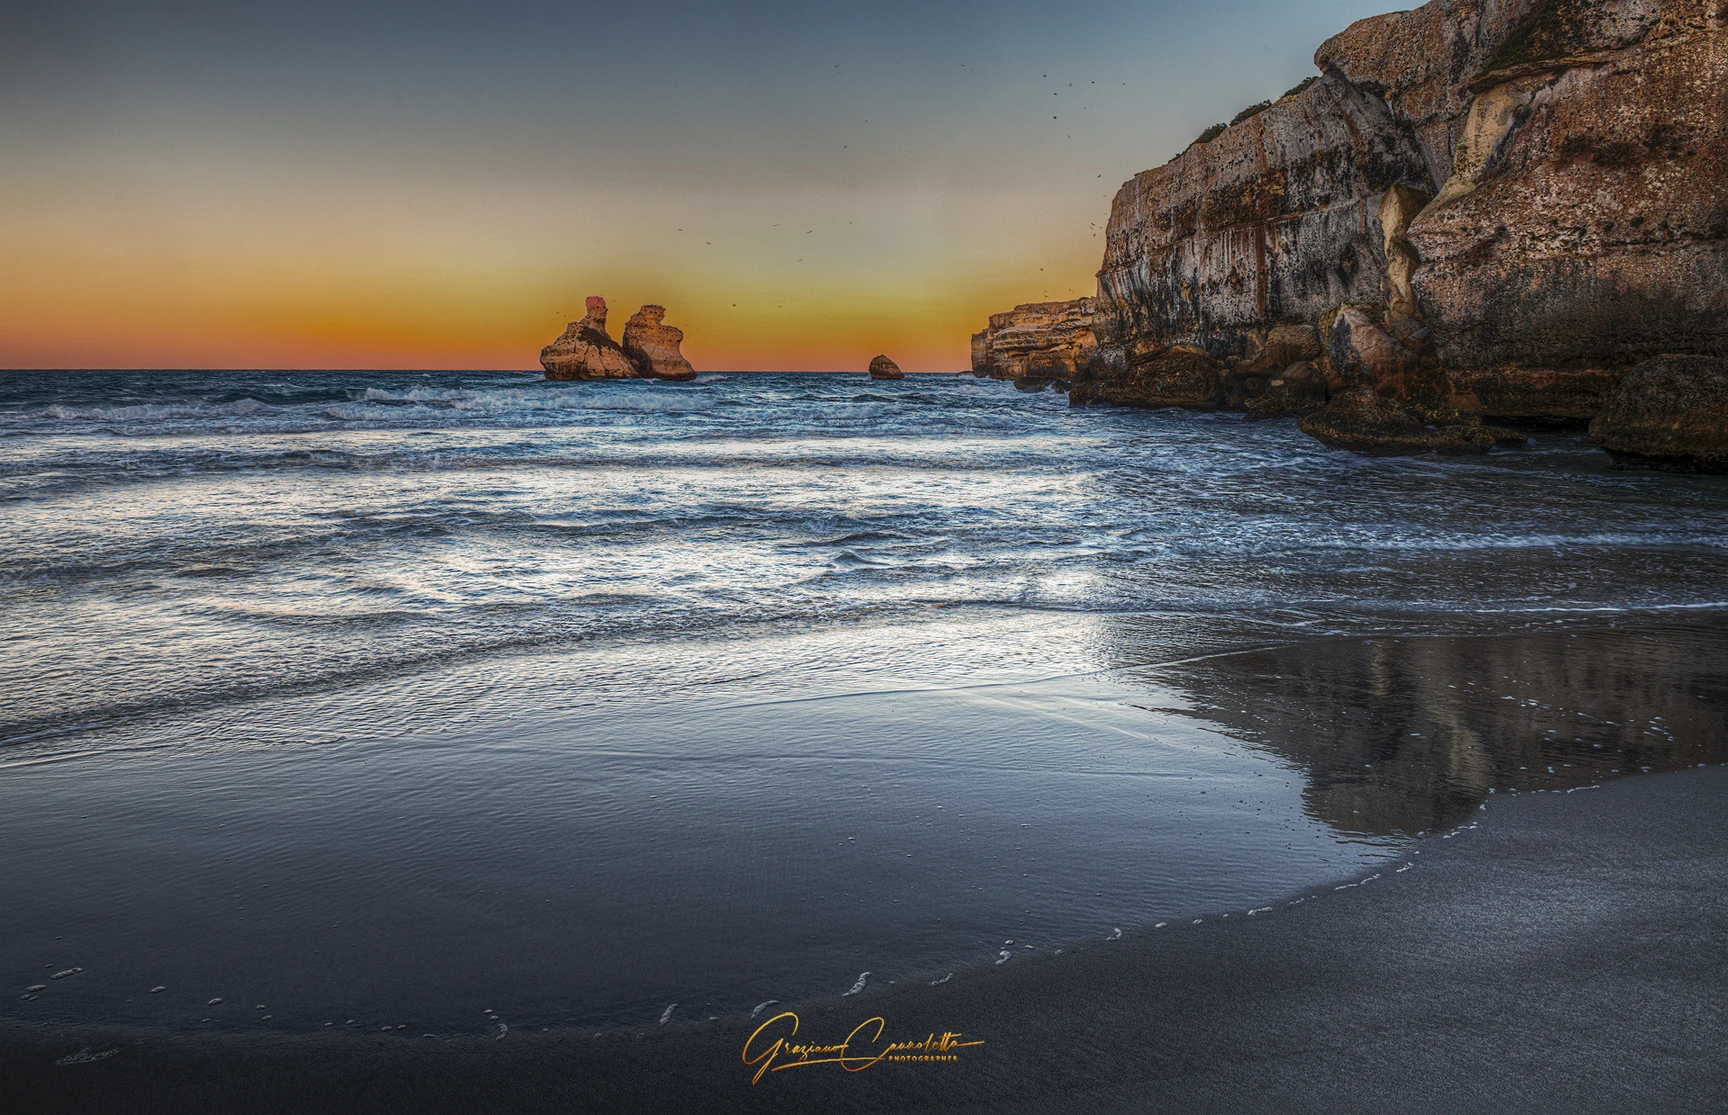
<box><xmin>1</xmin><ymin>0</ymin><xmax>1400</xmax><ymax>371</ymax></box>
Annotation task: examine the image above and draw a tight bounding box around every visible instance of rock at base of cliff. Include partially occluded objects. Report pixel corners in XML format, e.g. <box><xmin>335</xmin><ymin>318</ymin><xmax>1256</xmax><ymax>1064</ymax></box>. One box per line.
<box><xmin>1069</xmin><ymin>346</ymin><xmax>1221</xmax><ymax>410</ymax></box>
<box><xmin>1299</xmin><ymin>390</ymin><xmax>1527</xmax><ymax>456</ymax></box>
<box><xmin>542</xmin><ymin>296</ymin><xmax>640</xmax><ymax>380</ymax></box>
<box><xmin>1243</xmin><ymin>362</ymin><xmax>1328</xmax><ymax>422</ymax></box>
<box><xmin>1324</xmin><ymin>305</ymin><xmax>1442</xmax><ymax>401</ymax></box>
<box><xmin>869</xmin><ymin>355</ymin><xmax>904</xmax><ymax>380</ymax></box>
<box><xmin>1238</xmin><ymin>325</ymin><xmax>1323</xmax><ymax>377</ymax></box>
<box><xmin>622</xmin><ymin>305</ymin><xmax>697</xmax><ymax>381</ymax></box>
<box><xmin>1588</xmin><ymin>356</ymin><xmax>1728</xmax><ymax>474</ymax></box>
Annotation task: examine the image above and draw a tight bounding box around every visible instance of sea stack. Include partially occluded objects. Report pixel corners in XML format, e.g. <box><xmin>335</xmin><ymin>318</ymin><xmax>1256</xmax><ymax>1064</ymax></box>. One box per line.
<box><xmin>622</xmin><ymin>305</ymin><xmax>698</xmax><ymax>381</ymax></box>
<box><xmin>541</xmin><ymin>297</ymin><xmax>640</xmax><ymax>380</ymax></box>
<box><xmin>869</xmin><ymin>355</ymin><xmax>904</xmax><ymax>380</ymax></box>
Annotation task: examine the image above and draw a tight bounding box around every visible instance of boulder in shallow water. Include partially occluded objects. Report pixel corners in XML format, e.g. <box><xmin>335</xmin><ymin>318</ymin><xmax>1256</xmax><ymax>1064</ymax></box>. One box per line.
<box><xmin>1244</xmin><ymin>361</ymin><xmax>1328</xmax><ymax>422</ymax></box>
<box><xmin>1589</xmin><ymin>356</ymin><xmax>1728</xmax><ymax>474</ymax></box>
<box><xmin>622</xmin><ymin>305</ymin><xmax>697</xmax><ymax>381</ymax></box>
<box><xmin>541</xmin><ymin>297</ymin><xmax>640</xmax><ymax>380</ymax></box>
<box><xmin>1238</xmin><ymin>325</ymin><xmax>1323</xmax><ymax>378</ymax></box>
<box><xmin>1299</xmin><ymin>389</ymin><xmax>1525</xmax><ymax>456</ymax></box>
<box><xmin>869</xmin><ymin>355</ymin><xmax>904</xmax><ymax>380</ymax></box>
<box><xmin>1069</xmin><ymin>345</ymin><xmax>1222</xmax><ymax>410</ymax></box>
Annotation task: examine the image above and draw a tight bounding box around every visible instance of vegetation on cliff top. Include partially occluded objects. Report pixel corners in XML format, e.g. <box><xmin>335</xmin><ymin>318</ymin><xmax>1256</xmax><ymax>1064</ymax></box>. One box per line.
<box><xmin>1183</xmin><ymin>79</ymin><xmax>1316</xmax><ymax>156</ymax></box>
<box><xmin>1230</xmin><ymin>100</ymin><xmax>1274</xmax><ymax>126</ymax></box>
<box><xmin>1193</xmin><ymin>122</ymin><xmax>1228</xmax><ymax>146</ymax></box>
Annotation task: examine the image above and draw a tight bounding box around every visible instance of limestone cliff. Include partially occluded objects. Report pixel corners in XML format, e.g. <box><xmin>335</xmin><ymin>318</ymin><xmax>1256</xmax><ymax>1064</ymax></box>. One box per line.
<box><xmin>1403</xmin><ymin>0</ymin><xmax>1728</xmax><ymax>421</ymax></box>
<box><xmin>975</xmin><ymin>0</ymin><xmax>1728</xmax><ymax>468</ymax></box>
<box><xmin>970</xmin><ymin>298</ymin><xmax>1095</xmax><ymax>388</ymax></box>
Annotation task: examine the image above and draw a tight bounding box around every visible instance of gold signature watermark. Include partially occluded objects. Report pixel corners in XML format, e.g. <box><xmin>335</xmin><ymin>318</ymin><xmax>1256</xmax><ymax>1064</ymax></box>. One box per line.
<box><xmin>741</xmin><ymin>1012</ymin><xmax>984</xmax><ymax>1085</ymax></box>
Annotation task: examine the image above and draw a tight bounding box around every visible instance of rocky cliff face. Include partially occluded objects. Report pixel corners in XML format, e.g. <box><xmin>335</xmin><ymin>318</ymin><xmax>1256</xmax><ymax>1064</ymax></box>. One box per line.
<box><xmin>1404</xmin><ymin>0</ymin><xmax>1728</xmax><ymax>421</ymax></box>
<box><xmin>970</xmin><ymin>298</ymin><xmax>1095</xmax><ymax>387</ymax></box>
<box><xmin>975</xmin><ymin>0</ymin><xmax>1728</xmax><ymax>469</ymax></box>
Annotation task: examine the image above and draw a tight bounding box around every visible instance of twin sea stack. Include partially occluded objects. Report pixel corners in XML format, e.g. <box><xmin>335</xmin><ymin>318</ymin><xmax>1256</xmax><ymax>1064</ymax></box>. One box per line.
<box><xmin>542</xmin><ymin>297</ymin><xmax>698</xmax><ymax>381</ymax></box>
<box><xmin>972</xmin><ymin>0</ymin><xmax>1728</xmax><ymax>471</ymax></box>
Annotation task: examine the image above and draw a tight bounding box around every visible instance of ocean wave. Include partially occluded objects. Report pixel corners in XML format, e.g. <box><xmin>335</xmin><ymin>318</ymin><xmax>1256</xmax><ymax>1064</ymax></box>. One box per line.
<box><xmin>39</xmin><ymin>398</ymin><xmax>276</xmax><ymax>421</ymax></box>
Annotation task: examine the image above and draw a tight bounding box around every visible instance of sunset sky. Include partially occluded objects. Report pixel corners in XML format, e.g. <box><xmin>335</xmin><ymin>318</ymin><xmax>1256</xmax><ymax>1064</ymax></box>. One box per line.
<box><xmin>2</xmin><ymin>0</ymin><xmax>1394</xmax><ymax>371</ymax></box>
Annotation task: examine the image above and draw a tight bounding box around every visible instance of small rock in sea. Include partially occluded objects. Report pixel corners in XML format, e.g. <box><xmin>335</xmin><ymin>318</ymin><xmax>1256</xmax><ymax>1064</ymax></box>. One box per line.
<box><xmin>26</xmin><ymin>985</ymin><xmax>46</xmax><ymax>993</ymax></box>
<box><xmin>750</xmin><ymin>1000</ymin><xmax>779</xmax><ymax>1018</ymax></box>
<box><xmin>50</xmin><ymin>968</ymin><xmax>82</xmax><ymax>980</ymax></box>
<box><xmin>149</xmin><ymin>986</ymin><xmax>166</xmax><ymax>994</ymax></box>
<box><xmin>868</xmin><ymin>354</ymin><xmax>904</xmax><ymax>380</ymax></box>
<box><xmin>207</xmin><ymin>998</ymin><xmax>223</xmax><ymax>1006</ymax></box>
<box><xmin>658</xmin><ymin>1004</ymin><xmax>677</xmax><ymax>1025</ymax></box>
<box><xmin>20</xmin><ymin>994</ymin><xmax>38</xmax><ymax>1001</ymax></box>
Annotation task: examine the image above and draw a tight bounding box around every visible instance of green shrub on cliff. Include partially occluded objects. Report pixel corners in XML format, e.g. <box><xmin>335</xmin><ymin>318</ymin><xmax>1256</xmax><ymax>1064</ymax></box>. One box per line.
<box><xmin>1230</xmin><ymin>100</ymin><xmax>1273</xmax><ymax>126</ymax></box>
<box><xmin>1194</xmin><ymin>122</ymin><xmax>1228</xmax><ymax>145</ymax></box>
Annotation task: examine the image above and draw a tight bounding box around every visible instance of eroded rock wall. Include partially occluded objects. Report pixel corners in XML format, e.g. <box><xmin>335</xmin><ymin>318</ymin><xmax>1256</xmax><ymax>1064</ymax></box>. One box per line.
<box><xmin>975</xmin><ymin>0</ymin><xmax>1726</xmax><ymax>467</ymax></box>
<box><xmin>970</xmin><ymin>298</ymin><xmax>1096</xmax><ymax>386</ymax></box>
<box><xmin>1092</xmin><ymin>74</ymin><xmax>1434</xmax><ymax>362</ymax></box>
<box><xmin>1407</xmin><ymin>0</ymin><xmax>1728</xmax><ymax>419</ymax></box>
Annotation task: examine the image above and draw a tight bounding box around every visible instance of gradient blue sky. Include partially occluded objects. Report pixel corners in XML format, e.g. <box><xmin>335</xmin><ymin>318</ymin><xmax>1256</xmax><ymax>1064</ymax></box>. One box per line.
<box><xmin>1</xmin><ymin>0</ymin><xmax>1400</xmax><ymax>370</ymax></box>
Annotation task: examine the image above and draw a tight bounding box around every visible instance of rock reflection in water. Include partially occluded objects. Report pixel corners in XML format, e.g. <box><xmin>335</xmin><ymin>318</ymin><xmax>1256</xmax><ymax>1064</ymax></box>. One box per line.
<box><xmin>1130</xmin><ymin>621</ymin><xmax>1728</xmax><ymax>838</ymax></box>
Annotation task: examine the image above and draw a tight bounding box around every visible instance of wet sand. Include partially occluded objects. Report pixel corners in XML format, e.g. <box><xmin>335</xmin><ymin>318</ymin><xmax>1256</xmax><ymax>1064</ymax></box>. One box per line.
<box><xmin>7</xmin><ymin>765</ymin><xmax>1724</xmax><ymax>1114</ymax></box>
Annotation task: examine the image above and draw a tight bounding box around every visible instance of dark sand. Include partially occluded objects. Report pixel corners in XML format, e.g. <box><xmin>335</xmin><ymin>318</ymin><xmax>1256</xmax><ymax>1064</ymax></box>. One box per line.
<box><xmin>6</xmin><ymin>766</ymin><xmax>1724</xmax><ymax>1114</ymax></box>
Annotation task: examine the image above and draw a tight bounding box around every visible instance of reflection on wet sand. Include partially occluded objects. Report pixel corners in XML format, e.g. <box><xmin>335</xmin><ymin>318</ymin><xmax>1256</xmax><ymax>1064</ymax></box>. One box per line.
<box><xmin>1125</xmin><ymin>620</ymin><xmax>1728</xmax><ymax>838</ymax></box>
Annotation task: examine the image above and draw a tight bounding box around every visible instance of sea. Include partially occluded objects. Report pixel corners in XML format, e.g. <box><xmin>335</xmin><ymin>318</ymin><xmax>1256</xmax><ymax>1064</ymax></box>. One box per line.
<box><xmin>3</xmin><ymin>369</ymin><xmax>1726</xmax><ymax>1036</ymax></box>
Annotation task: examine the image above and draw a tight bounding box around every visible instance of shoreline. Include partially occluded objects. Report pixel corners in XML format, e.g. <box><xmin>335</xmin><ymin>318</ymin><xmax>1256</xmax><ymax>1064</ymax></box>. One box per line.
<box><xmin>7</xmin><ymin>765</ymin><xmax>1724</xmax><ymax>1114</ymax></box>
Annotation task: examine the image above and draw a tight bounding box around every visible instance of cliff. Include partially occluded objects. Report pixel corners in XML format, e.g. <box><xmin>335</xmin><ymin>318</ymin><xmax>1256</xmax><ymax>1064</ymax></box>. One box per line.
<box><xmin>970</xmin><ymin>298</ymin><xmax>1096</xmax><ymax>388</ymax></box>
<box><xmin>974</xmin><ymin>0</ymin><xmax>1728</xmax><ymax>468</ymax></box>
